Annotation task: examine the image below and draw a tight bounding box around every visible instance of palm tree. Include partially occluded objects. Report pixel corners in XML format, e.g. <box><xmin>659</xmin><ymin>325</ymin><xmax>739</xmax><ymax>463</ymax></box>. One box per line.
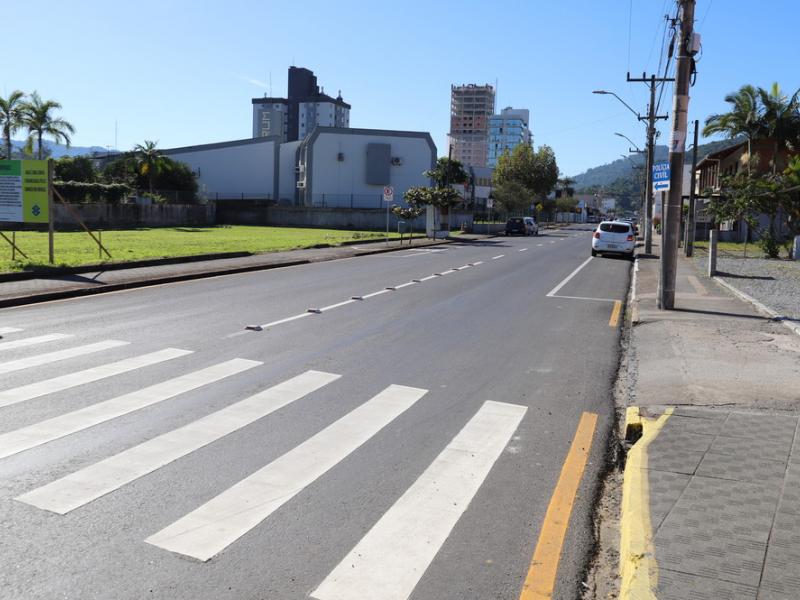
<box><xmin>133</xmin><ymin>140</ymin><xmax>166</xmax><ymax>194</ymax></box>
<box><xmin>0</xmin><ymin>90</ymin><xmax>27</xmax><ymax>160</ymax></box>
<box><xmin>757</xmin><ymin>83</ymin><xmax>800</xmax><ymax>173</ymax></box>
<box><xmin>21</xmin><ymin>92</ymin><xmax>75</xmax><ymax>160</ymax></box>
<box><xmin>703</xmin><ymin>85</ymin><xmax>763</xmax><ymax>174</ymax></box>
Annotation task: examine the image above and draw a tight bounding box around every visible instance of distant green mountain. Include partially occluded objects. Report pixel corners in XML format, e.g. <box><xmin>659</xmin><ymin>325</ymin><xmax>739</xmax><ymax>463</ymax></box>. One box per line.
<box><xmin>572</xmin><ymin>138</ymin><xmax>743</xmax><ymax>190</ymax></box>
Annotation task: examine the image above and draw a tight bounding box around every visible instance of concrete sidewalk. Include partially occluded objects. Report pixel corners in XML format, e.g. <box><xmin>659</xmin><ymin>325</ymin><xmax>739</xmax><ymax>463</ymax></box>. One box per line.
<box><xmin>0</xmin><ymin>236</ymin><xmax>463</xmax><ymax>307</ymax></box>
<box><xmin>613</xmin><ymin>237</ymin><xmax>800</xmax><ymax>599</ymax></box>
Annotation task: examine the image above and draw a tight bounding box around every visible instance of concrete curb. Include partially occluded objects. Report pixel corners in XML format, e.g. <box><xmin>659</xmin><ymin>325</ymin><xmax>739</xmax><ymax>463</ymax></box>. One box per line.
<box><xmin>619</xmin><ymin>406</ymin><xmax>672</xmax><ymax>600</ymax></box>
<box><xmin>0</xmin><ymin>238</ymin><xmax>453</xmax><ymax>308</ymax></box>
<box><xmin>713</xmin><ymin>275</ymin><xmax>800</xmax><ymax>337</ymax></box>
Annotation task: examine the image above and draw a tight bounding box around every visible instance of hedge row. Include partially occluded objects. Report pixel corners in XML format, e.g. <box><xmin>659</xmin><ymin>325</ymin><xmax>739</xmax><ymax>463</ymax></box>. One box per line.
<box><xmin>54</xmin><ymin>181</ymin><xmax>132</xmax><ymax>204</ymax></box>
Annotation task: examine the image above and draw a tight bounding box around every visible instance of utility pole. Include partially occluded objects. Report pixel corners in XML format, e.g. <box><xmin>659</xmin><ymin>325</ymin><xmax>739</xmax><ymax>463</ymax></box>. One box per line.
<box><xmin>684</xmin><ymin>119</ymin><xmax>699</xmax><ymax>256</ymax></box>
<box><xmin>660</xmin><ymin>0</ymin><xmax>696</xmax><ymax>309</ymax></box>
<box><xmin>627</xmin><ymin>74</ymin><xmax>672</xmax><ymax>254</ymax></box>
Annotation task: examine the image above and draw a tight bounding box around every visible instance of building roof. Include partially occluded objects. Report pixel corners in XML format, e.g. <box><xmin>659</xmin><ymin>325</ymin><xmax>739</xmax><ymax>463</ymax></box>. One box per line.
<box><xmin>252</xmin><ymin>94</ymin><xmax>351</xmax><ymax>109</ymax></box>
<box><xmin>162</xmin><ymin>136</ymin><xmax>281</xmax><ymax>155</ymax></box>
<box><xmin>696</xmin><ymin>140</ymin><xmax>747</xmax><ymax>169</ymax></box>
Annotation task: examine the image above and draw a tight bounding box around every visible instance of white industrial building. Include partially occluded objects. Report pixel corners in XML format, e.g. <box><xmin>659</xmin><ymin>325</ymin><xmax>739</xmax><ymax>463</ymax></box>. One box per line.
<box><xmin>164</xmin><ymin>127</ymin><xmax>436</xmax><ymax>208</ymax></box>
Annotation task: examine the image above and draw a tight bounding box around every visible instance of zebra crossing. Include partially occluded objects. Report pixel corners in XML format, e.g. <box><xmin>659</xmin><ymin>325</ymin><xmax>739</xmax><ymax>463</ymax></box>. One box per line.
<box><xmin>0</xmin><ymin>327</ymin><xmax>527</xmax><ymax>600</ymax></box>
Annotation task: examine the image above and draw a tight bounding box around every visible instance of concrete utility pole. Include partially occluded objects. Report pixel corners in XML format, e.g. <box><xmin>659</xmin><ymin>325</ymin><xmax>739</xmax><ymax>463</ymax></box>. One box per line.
<box><xmin>625</xmin><ymin>75</ymin><xmax>672</xmax><ymax>255</ymax></box>
<box><xmin>660</xmin><ymin>0</ymin><xmax>696</xmax><ymax>310</ymax></box>
<box><xmin>684</xmin><ymin>119</ymin><xmax>699</xmax><ymax>257</ymax></box>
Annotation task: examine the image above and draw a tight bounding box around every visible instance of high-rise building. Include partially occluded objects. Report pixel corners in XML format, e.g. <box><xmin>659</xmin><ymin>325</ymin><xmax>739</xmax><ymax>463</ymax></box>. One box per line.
<box><xmin>487</xmin><ymin>107</ymin><xmax>532</xmax><ymax>168</ymax></box>
<box><xmin>448</xmin><ymin>84</ymin><xmax>495</xmax><ymax>167</ymax></box>
<box><xmin>252</xmin><ymin>67</ymin><xmax>350</xmax><ymax>142</ymax></box>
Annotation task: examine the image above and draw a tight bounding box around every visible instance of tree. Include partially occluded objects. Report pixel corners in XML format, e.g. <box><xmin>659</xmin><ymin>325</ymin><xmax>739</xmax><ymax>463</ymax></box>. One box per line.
<box><xmin>55</xmin><ymin>155</ymin><xmax>97</xmax><ymax>182</ymax></box>
<box><xmin>21</xmin><ymin>92</ymin><xmax>75</xmax><ymax>160</ymax></box>
<box><xmin>133</xmin><ymin>140</ymin><xmax>167</xmax><ymax>194</ymax></box>
<box><xmin>556</xmin><ymin>196</ymin><xmax>578</xmax><ymax>213</ymax></box>
<box><xmin>425</xmin><ymin>157</ymin><xmax>468</xmax><ymax>188</ymax></box>
<box><xmin>403</xmin><ymin>186</ymin><xmax>462</xmax><ymax>211</ymax></box>
<box><xmin>0</xmin><ymin>90</ymin><xmax>26</xmax><ymax>160</ymax></box>
<box><xmin>757</xmin><ymin>83</ymin><xmax>800</xmax><ymax>172</ymax></box>
<box><xmin>492</xmin><ymin>180</ymin><xmax>531</xmax><ymax>215</ymax></box>
<box><xmin>392</xmin><ymin>205</ymin><xmax>425</xmax><ymax>243</ymax></box>
<box><xmin>493</xmin><ymin>143</ymin><xmax>559</xmax><ymax>198</ymax></box>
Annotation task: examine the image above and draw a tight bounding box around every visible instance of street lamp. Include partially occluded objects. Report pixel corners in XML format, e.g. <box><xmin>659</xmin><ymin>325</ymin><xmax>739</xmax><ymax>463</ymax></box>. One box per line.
<box><xmin>614</xmin><ymin>132</ymin><xmax>644</xmax><ymax>154</ymax></box>
<box><xmin>592</xmin><ymin>90</ymin><xmax>642</xmax><ymax>121</ymax></box>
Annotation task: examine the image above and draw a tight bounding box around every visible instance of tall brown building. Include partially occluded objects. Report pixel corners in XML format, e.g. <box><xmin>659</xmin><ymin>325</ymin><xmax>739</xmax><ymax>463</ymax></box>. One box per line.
<box><xmin>448</xmin><ymin>84</ymin><xmax>496</xmax><ymax>167</ymax></box>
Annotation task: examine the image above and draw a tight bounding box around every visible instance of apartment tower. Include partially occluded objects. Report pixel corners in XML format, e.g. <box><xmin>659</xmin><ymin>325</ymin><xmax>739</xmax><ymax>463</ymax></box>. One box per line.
<box><xmin>448</xmin><ymin>84</ymin><xmax>496</xmax><ymax>167</ymax></box>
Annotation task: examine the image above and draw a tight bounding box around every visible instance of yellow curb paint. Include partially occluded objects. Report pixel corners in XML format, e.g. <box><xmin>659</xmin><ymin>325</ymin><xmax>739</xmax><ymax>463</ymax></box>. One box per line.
<box><xmin>609</xmin><ymin>300</ymin><xmax>623</xmax><ymax>328</ymax></box>
<box><xmin>519</xmin><ymin>411</ymin><xmax>598</xmax><ymax>600</ymax></box>
<box><xmin>619</xmin><ymin>406</ymin><xmax>673</xmax><ymax>600</ymax></box>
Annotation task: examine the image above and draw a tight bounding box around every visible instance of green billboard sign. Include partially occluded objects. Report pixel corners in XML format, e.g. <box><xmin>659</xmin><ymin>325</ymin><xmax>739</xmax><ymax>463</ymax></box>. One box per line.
<box><xmin>0</xmin><ymin>160</ymin><xmax>49</xmax><ymax>223</ymax></box>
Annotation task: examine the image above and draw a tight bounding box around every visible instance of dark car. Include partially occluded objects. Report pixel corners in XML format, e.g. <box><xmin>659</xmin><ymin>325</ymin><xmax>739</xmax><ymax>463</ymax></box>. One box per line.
<box><xmin>505</xmin><ymin>217</ymin><xmax>527</xmax><ymax>236</ymax></box>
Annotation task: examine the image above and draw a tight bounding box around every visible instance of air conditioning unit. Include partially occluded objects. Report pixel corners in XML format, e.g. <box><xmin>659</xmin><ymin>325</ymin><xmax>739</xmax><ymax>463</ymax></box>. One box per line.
<box><xmin>337</xmin><ymin>152</ymin><xmax>345</xmax><ymax>161</ymax></box>
<box><xmin>296</xmin><ymin>180</ymin><xmax>306</xmax><ymax>189</ymax></box>
<box><xmin>390</xmin><ymin>157</ymin><xmax>403</xmax><ymax>166</ymax></box>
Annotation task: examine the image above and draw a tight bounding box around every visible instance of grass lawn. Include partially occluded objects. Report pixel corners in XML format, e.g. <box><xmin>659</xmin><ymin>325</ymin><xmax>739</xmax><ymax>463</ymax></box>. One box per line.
<box><xmin>692</xmin><ymin>240</ymin><xmax>793</xmax><ymax>259</ymax></box>
<box><xmin>0</xmin><ymin>226</ymin><xmax>406</xmax><ymax>273</ymax></box>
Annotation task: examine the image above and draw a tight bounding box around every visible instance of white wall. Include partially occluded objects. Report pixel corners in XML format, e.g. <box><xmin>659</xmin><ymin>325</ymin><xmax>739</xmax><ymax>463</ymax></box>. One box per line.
<box><xmin>309</xmin><ymin>131</ymin><xmax>434</xmax><ymax>207</ymax></box>
<box><xmin>166</xmin><ymin>140</ymin><xmax>276</xmax><ymax>199</ymax></box>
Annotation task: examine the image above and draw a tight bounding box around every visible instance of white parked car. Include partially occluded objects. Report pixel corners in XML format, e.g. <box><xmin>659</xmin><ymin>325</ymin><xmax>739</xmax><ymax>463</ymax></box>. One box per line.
<box><xmin>591</xmin><ymin>221</ymin><xmax>635</xmax><ymax>259</ymax></box>
<box><xmin>523</xmin><ymin>216</ymin><xmax>539</xmax><ymax>236</ymax></box>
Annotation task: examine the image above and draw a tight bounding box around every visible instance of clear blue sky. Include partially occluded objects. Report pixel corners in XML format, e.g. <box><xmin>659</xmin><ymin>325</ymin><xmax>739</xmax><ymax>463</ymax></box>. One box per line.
<box><xmin>3</xmin><ymin>0</ymin><xmax>798</xmax><ymax>176</ymax></box>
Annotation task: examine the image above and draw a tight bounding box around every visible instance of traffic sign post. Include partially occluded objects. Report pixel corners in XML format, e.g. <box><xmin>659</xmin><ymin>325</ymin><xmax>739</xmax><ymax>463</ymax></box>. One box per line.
<box><xmin>383</xmin><ymin>186</ymin><xmax>394</xmax><ymax>245</ymax></box>
<box><xmin>652</xmin><ymin>161</ymin><xmax>671</xmax><ymax>193</ymax></box>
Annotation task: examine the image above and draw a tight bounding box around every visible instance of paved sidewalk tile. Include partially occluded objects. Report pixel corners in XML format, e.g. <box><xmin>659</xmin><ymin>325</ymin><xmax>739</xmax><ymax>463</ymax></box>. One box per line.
<box><xmin>696</xmin><ymin>452</ymin><xmax>787</xmax><ymax>486</ymax></box>
<box><xmin>656</xmin><ymin>568</ymin><xmax>757</xmax><ymax>600</ymax></box>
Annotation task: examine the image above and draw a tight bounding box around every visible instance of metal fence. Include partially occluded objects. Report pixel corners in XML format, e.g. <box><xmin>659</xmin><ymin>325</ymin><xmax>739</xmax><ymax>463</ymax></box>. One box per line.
<box><xmin>310</xmin><ymin>194</ymin><xmax>396</xmax><ymax>209</ymax></box>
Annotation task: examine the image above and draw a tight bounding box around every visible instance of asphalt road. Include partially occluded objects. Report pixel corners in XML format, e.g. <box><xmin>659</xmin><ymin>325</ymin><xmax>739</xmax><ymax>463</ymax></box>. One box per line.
<box><xmin>0</xmin><ymin>225</ymin><xmax>630</xmax><ymax>600</ymax></box>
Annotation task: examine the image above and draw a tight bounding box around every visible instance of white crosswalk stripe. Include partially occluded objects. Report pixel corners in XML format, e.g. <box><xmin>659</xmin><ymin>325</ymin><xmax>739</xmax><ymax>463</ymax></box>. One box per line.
<box><xmin>0</xmin><ymin>333</ymin><xmax>72</xmax><ymax>353</ymax></box>
<box><xmin>312</xmin><ymin>400</ymin><xmax>526</xmax><ymax>600</ymax></box>
<box><xmin>0</xmin><ymin>348</ymin><xmax>192</xmax><ymax>409</ymax></box>
<box><xmin>0</xmin><ymin>358</ymin><xmax>260</xmax><ymax>460</ymax></box>
<box><xmin>0</xmin><ymin>340</ymin><xmax>130</xmax><ymax>375</ymax></box>
<box><xmin>0</xmin><ymin>327</ymin><xmax>23</xmax><ymax>335</ymax></box>
<box><xmin>145</xmin><ymin>383</ymin><xmax>428</xmax><ymax>561</ymax></box>
<box><xmin>17</xmin><ymin>369</ymin><xmax>339</xmax><ymax>514</ymax></box>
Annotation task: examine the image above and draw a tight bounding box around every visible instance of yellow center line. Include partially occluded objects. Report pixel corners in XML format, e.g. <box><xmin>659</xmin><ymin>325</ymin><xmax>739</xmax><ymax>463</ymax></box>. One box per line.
<box><xmin>608</xmin><ymin>300</ymin><xmax>622</xmax><ymax>328</ymax></box>
<box><xmin>519</xmin><ymin>411</ymin><xmax>599</xmax><ymax>600</ymax></box>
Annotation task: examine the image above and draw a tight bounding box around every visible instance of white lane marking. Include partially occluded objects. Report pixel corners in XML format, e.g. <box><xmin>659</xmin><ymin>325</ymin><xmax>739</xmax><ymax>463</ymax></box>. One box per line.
<box><xmin>260</xmin><ymin>312</ymin><xmax>311</xmax><ymax>329</ymax></box>
<box><xmin>440</xmin><ymin>269</ymin><xmax>457</xmax><ymax>275</ymax></box>
<box><xmin>419</xmin><ymin>275</ymin><xmax>438</xmax><ymax>282</ymax></box>
<box><xmin>0</xmin><ymin>340</ymin><xmax>130</xmax><ymax>376</ymax></box>
<box><xmin>549</xmin><ymin>241</ymin><xmax>556</xmax><ymax>244</ymax></box>
<box><xmin>0</xmin><ymin>358</ymin><xmax>260</xmax><ymax>460</ymax></box>
<box><xmin>548</xmin><ymin>295</ymin><xmax>618</xmax><ymax>302</ymax></box>
<box><xmin>492</xmin><ymin>255</ymin><xmax>504</xmax><ymax>260</ymax></box>
<box><xmin>546</xmin><ymin>257</ymin><xmax>594</xmax><ymax>298</ymax></box>
<box><xmin>394</xmin><ymin>282</ymin><xmax>416</xmax><ymax>289</ymax></box>
<box><xmin>18</xmin><ymin>370</ymin><xmax>339</xmax><ymax>514</ymax></box>
<box><xmin>455</xmin><ymin>265</ymin><xmax>471</xmax><ymax>270</ymax></box>
<box><xmin>0</xmin><ymin>333</ymin><xmax>72</xmax><ymax>353</ymax></box>
<box><xmin>0</xmin><ymin>327</ymin><xmax>23</xmax><ymax>335</ymax></box>
<box><xmin>0</xmin><ymin>348</ymin><xmax>193</xmax><ymax>409</ymax></box>
<box><xmin>146</xmin><ymin>384</ymin><xmax>428</xmax><ymax>561</ymax></box>
<box><xmin>362</xmin><ymin>289</ymin><xmax>390</xmax><ymax>299</ymax></box>
<box><xmin>536</xmin><ymin>244</ymin><xmax>544</xmax><ymax>247</ymax></box>
<box><xmin>472</xmin><ymin>261</ymin><xmax>484</xmax><ymax>265</ymax></box>
<box><xmin>320</xmin><ymin>300</ymin><xmax>355</xmax><ymax>312</ymax></box>
<box><xmin>312</xmin><ymin>400</ymin><xmax>527</xmax><ymax>600</ymax></box>
<box><xmin>519</xmin><ymin>248</ymin><xmax>528</xmax><ymax>252</ymax></box>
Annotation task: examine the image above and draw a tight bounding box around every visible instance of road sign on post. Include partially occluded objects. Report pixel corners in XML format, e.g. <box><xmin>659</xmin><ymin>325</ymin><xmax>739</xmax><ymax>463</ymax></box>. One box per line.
<box><xmin>652</xmin><ymin>161</ymin><xmax>671</xmax><ymax>192</ymax></box>
<box><xmin>383</xmin><ymin>186</ymin><xmax>394</xmax><ymax>245</ymax></box>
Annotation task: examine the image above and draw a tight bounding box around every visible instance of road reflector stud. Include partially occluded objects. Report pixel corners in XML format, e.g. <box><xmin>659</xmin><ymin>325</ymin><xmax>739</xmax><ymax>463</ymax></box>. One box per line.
<box><xmin>412</xmin><ymin>279</ymin><xmax>422</xmax><ymax>283</ymax></box>
<box><xmin>351</xmin><ymin>296</ymin><xmax>363</xmax><ymax>300</ymax></box>
<box><xmin>385</xmin><ymin>286</ymin><xmax>396</xmax><ymax>291</ymax></box>
<box><xmin>307</xmin><ymin>308</ymin><xmax>322</xmax><ymax>314</ymax></box>
<box><xmin>244</xmin><ymin>325</ymin><xmax>263</xmax><ymax>331</ymax></box>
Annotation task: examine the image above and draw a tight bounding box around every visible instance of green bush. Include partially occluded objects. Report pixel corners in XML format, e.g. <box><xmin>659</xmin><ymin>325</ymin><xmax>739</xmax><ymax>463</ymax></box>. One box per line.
<box><xmin>758</xmin><ymin>229</ymin><xmax>781</xmax><ymax>258</ymax></box>
<box><xmin>54</xmin><ymin>181</ymin><xmax>132</xmax><ymax>204</ymax></box>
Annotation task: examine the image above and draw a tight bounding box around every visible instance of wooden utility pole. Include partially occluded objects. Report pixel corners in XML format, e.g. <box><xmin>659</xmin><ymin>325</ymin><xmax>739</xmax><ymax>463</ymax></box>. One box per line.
<box><xmin>660</xmin><ymin>0</ymin><xmax>696</xmax><ymax>309</ymax></box>
<box><xmin>627</xmin><ymin>74</ymin><xmax>672</xmax><ymax>255</ymax></box>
